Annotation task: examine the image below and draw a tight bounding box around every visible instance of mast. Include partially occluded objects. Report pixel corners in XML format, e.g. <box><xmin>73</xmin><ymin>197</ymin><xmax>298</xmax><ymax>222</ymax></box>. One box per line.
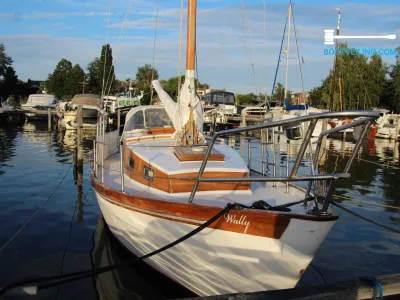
<box><xmin>186</xmin><ymin>0</ymin><xmax>196</xmax><ymax>75</ymax></box>
<box><xmin>79</xmin><ymin>73</ymin><xmax>88</xmax><ymax>94</ymax></box>
<box><xmin>329</xmin><ymin>8</ymin><xmax>341</xmax><ymax>111</ymax></box>
<box><xmin>284</xmin><ymin>3</ymin><xmax>291</xmax><ymax>107</ymax></box>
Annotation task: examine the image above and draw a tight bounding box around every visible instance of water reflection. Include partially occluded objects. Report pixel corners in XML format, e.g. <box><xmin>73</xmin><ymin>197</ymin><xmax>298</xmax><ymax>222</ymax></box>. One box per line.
<box><xmin>91</xmin><ymin>216</ymin><xmax>195</xmax><ymax>299</ymax></box>
<box><xmin>0</xmin><ymin>122</ymin><xmax>399</xmax><ymax>298</ymax></box>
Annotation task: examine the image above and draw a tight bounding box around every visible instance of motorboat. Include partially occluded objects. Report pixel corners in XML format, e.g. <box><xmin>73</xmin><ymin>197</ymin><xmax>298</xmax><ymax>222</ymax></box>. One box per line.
<box><xmin>375</xmin><ymin>114</ymin><xmax>400</xmax><ymax>140</ymax></box>
<box><xmin>21</xmin><ymin>94</ymin><xmax>58</xmax><ymax>121</ymax></box>
<box><xmin>63</xmin><ymin>94</ymin><xmax>102</xmax><ymax>130</ymax></box>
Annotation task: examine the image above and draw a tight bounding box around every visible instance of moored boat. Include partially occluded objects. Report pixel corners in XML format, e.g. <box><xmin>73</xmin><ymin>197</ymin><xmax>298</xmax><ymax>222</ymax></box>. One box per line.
<box><xmin>63</xmin><ymin>94</ymin><xmax>102</xmax><ymax>130</ymax></box>
<box><xmin>90</xmin><ymin>0</ymin><xmax>379</xmax><ymax>296</ymax></box>
<box><xmin>375</xmin><ymin>113</ymin><xmax>400</xmax><ymax>140</ymax></box>
<box><xmin>22</xmin><ymin>94</ymin><xmax>58</xmax><ymax>121</ymax></box>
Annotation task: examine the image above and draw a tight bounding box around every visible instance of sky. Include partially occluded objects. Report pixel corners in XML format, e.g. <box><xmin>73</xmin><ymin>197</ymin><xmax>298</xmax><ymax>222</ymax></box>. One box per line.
<box><xmin>1</xmin><ymin>0</ymin><xmax>399</xmax><ymax>94</ymax></box>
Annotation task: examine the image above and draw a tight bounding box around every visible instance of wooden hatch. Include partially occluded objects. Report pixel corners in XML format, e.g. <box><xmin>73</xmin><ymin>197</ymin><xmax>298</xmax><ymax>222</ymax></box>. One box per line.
<box><xmin>174</xmin><ymin>104</ymin><xmax>224</xmax><ymax>161</ymax></box>
<box><xmin>174</xmin><ymin>146</ymin><xmax>224</xmax><ymax>162</ymax></box>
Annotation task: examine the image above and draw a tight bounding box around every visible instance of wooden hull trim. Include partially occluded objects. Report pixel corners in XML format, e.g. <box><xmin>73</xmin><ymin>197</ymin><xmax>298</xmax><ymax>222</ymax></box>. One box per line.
<box><xmin>91</xmin><ymin>172</ymin><xmax>338</xmax><ymax>240</ymax></box>
<box><xmin>95</xmin><ymin>185</ymin><xmax>338</xmax><ymax>296</ymax></box>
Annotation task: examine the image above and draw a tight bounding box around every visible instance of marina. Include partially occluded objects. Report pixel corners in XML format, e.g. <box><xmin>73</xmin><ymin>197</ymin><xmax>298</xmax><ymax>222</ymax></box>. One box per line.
<box><xmin>0</xmin><ymin>0</ymin><xmax>400</xmax><ymax>298</ymax></box>
<box><xmin>0</xmin><ymin>119</ymin><xmax>399</xmax><ymax>298</ymax></box>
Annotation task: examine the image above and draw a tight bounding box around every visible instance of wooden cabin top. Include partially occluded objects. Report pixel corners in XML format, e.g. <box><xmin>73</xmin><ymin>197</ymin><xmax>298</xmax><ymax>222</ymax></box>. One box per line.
<box><xmin>125</xmin><ymin>139</ymin><xmax>248</xmax><ymax>175</ymax></box>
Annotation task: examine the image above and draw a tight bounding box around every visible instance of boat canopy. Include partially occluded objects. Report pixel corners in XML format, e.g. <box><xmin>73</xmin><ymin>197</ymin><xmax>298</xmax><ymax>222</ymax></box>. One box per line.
<box><xmin>284</xmin><ymin>99</ymin><xmax>309</xmax><ymax>111</ymax></box>
<box><xmin>72</xmin><ymin>94</ymin><xmax>102</xmax><ymax>107</ymax></box>
<box><xmin>24</xmin><ymin>94</ymin><xmax>57</xmax><ymax>107</ymax></box>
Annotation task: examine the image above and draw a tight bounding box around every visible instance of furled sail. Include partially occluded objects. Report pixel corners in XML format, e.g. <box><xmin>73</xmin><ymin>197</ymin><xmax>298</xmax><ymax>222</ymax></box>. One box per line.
<box><xmin>152</xmin><ymin>70</ymin><xmax>204</xmax><ymax>145</ymax></box>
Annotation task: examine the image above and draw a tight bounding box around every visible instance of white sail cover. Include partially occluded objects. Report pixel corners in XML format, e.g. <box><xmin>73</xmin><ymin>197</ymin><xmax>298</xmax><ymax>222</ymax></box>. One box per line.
<box><xmin>152</xmin><ymin>70</ymin><xmax>204</xmax><ymax>144</ymax></box>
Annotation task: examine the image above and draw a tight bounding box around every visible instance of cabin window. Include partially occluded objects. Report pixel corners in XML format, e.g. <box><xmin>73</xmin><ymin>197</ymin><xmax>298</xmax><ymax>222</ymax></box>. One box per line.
<box><xmin>145</xmin><ymin>109</ymin><xmax>172</xmax><ymax>128</ymax></box>
<box><xmin>129</xmin><ymin>157</ymin><xmax>135</xmax><ymax>170</ymax></box>
<box><xmin>211</xmin><ymin>92</ymin><xmax>235</xmax><ymax>105</ymax></box>
<box><xmin>143</xmin><ymin>166</ymin><xmax>154</xmax><ymax>182</ymax></box>
<box><xmin>125</xmin><ymin>110</ymin><xmax>144</xmax><ymax>131</ymax></box>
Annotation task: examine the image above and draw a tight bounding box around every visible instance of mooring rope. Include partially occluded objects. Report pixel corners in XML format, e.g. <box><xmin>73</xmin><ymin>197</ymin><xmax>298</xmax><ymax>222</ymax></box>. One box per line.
<box><xmin>326</xmin><ymin>148</ymin><xmax>400</xmax><ymax>170</ymax></box>
<box><xmin>334</xmin><ymin>194</ymin><xmax>400</xmax><ymax>211</ymax></box>
<box><xmin>0</xmin><ymin>203</ymin><xmax>237</xmax><ymax>296</ymax></box>
<box><xmin>55</xmin><ymin>191</ymin><xmax>88</xmax><ymax>299</ymax></box>
<box><xmin>331</xmin><ymin>202</ymin><xmax>400</xmax><ymax>233</ymax></box>
<box><xmin>0</xmin><ymin>163</ymin><xmax>73</xmax><ymax>255</ymax></box>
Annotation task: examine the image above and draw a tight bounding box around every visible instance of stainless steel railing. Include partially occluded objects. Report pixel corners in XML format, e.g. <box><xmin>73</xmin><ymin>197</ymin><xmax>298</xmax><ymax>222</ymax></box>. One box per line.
<box><xmin>188</xmin><ymin>110</ymin><xmax>379</xmax><ymax>215</ymax></box>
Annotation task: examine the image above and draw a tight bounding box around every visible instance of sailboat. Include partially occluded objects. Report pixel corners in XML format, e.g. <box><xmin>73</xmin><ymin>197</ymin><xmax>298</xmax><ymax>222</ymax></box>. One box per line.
<box><xmin>91</xmin><ymin>0</ymin><xmax>379</xmax><ymax>296</ymax></box>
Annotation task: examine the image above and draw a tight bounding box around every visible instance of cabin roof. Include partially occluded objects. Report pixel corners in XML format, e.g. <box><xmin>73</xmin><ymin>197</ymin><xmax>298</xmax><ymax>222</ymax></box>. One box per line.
<box><xmin>71</xmin><ymin>94</ymin><xmax>101</xmax><ymax>107</ymax></box>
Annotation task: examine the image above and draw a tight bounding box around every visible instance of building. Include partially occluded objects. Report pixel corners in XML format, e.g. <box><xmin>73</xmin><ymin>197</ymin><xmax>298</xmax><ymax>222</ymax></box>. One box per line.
<box><xmin>291</xmin><ymin>92</ymin><xmax>309</xmax><ymax>105</ymax></box>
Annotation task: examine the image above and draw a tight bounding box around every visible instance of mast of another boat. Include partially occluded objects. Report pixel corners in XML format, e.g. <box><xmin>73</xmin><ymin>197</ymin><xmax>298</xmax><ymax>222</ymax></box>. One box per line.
<box><xmin>329</xmin><ymin>8</ymin><xmax>341</xmax><ymax>111</ymax></box>
<box><xmin>284</xmin><ymin>2</ymin><xmax>291</xmax><ymax>109</ymax></box>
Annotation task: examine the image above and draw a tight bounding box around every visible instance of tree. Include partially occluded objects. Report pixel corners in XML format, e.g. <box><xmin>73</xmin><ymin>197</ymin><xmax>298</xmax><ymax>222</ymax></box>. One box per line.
<box><xmin>87</xmin><ymin>57</ymin><xmax>102</xmax><ymax>94</ymax></box>
<box><xmin>236</xmin><ymin>93</ymin><xmax>255</xmax><ymax>105</ymax></box>
<box><xmin>385</xmin><ymin>60</ymin><xmax>400</xmax><ymax>112</ymax></box>
<box><xmin>46</xmin><ymin>59</ymin><xmax>73</xmax><ymax>99</ymax></box>
<box><xmin>0</xmin><ymin>44</ymin><xmax>17</xmax><ymax>100</ymax></box>
<box><xmin>0</xmin><ymin>66</ymin><xmax>18</xmax><ymax>99</ymax></box>
<box><xmin>161</xmin><ymin>75</ymin><xmax>210</xmax><ymax>102</ymax></box>
<box><xmin>135</xmin><ymin>64</ymin><xmax>159</xmax><ymax>105</ymax></box>
<box><xmin>100</xmin><ymin>44</ymin><xmax>116</xmax><ymax>95</ymax></box>
<box><xmin>0</xmin><ymin>44</ymin><xmax>13</xmax><ymax>77</ymax></box>
<box><xmin>66</xmin><ymin>64</ymin><xmax>85</xmax><ymax>96</ymax></box>
<box><xmin>271</xmin><ymin>82</ymin><xmax>291</xmax><ymax>105</ymax></box>
<box><xmin>309</xmin><ymin>43</ymin><xmax>391</xmax><ymax>111</ymax></box>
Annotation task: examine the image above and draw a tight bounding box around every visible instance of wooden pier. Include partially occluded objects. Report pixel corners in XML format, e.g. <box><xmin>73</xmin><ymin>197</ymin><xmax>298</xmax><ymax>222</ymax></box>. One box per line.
<box><xmin>180</xmin><ymin>274</ymin><xmax>400</xmax><ymax>300</ymax></box>
<box><xmin>0</xmin><ymin>108</ymin><xmax>27</xmax><ymax>124</ymax></box>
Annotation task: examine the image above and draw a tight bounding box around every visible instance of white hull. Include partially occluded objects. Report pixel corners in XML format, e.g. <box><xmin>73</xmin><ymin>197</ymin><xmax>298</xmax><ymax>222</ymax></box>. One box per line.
<box><xmin>95</xmin><ymin>191</ymin><xmax>336</xmax><ymax>296</ymax></box>
<box><xmin>64</xmin><ymin>109</ymin><xmax>98</xmax><ymax>130</ymax></box>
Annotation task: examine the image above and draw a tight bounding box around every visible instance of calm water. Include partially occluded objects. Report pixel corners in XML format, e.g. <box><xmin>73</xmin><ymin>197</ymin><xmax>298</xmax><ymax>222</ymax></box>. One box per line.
<box><xmin>0</xmin><ymin>121</ymin><xmax>399</xmax><ymax>299</ymax></box>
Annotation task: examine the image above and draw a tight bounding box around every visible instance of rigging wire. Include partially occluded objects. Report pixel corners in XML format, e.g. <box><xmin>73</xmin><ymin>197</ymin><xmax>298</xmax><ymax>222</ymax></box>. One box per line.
<box><xmin>270</xmin><ymin>14</ymin><xmax>288</xmax><ymax>107</ymax></box>
<box><xmin>353</xmin><ymin>60</ymin><xmax>373</xmax><ymax>108</ymax></box>
<box><xmin>263</xmin><ymin>0</ymin><xmax>268</xmax><ymax>106</ymax></box>
<box><xmin>150</xmin><ymin>0</ymin><xmax>160</xmax><ymax>105</ymax></box>
<box><xmin>101</xmin><ymin>0</ymin><xmax>113</xmax><ymax>98</ymax></box>
<box><xmin>103</xmin><ymin>0</ymin><xmax>135</xmax><ymax>97</ymax></box>
<box><xmin>0</xmin><ymin>163</ymin><xmax>73</xmax><ymax>255</ymax></box>
<box><xmin>239</xmin><ymin>0</ymin><xmax>258</xmax><ymax>95</ymax></box>
<box><xmin>290</xmin><ymin>2</ymin><xmax>306</xmax><ymax>107</ymax></box>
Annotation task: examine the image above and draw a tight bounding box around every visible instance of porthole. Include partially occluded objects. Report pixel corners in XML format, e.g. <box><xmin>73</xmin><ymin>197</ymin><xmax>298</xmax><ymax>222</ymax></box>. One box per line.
<box><xmin>143</xmin><ymin>165</ymin><xmax>154</xmax><ymax>182</ymax></box>
<box><xmin>129</xmin><ymin>157</ymin><xmax>135</xmax><ymax>169</ymax></box>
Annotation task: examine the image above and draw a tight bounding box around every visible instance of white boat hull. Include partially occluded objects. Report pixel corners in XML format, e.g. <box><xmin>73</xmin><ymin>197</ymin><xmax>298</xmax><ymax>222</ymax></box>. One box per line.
<box><xmin>95</xmin><ymin>191</ymin><xmax>336</xmax><ymax>296</ymax></box>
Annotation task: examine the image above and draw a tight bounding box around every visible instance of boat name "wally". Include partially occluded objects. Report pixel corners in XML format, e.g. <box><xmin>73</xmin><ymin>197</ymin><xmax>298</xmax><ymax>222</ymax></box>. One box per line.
<box><xmin>224</xmin><ymin>214</ymin><xmax>250</xmax><ymax>233</ymax></box>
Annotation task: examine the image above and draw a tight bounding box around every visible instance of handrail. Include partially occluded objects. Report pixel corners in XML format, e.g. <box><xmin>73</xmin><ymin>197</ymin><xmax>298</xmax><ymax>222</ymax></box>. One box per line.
<box><xmin>188</xmin><ymin>111</ymin><xmax>379</xmax><ymax>213</ymax></box>
<box><xmin>210</xmin><ymin>110</ymin><xmax>379</xmax><ymax>137</ymax></box>
<box><xmin>197</xmin><ymin>173</ymin><xmax>350</xmax><ymax>182</ymax></box>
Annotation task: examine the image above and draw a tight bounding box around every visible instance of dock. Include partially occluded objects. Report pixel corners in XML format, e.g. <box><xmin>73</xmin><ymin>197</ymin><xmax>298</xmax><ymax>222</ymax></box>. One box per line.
<box><xmin>0</xmin><ymin>107</ymin><xmax>27</xmax><ymax>123</ymax></box>
<box><xmin>180</xmin><ymin>274</ymin><xmax>400</xmax><ymax>300</ymax></box>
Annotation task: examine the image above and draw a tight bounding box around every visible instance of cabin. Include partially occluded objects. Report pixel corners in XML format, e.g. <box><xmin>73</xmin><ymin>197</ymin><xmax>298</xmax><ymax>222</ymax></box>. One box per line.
<box><xmin>120</xmin><ymin>106</ymin><xmax>249</xmax><ymax>194</ymax></box>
